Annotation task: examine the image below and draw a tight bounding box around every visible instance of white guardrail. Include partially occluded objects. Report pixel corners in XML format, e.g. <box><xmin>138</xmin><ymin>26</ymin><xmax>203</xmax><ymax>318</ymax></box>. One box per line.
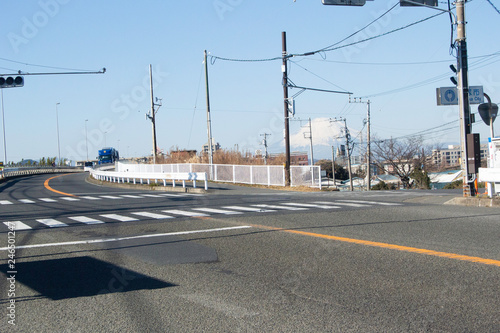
<box><xmin>89</xmin><ymin>168</ymin><xmax>208</xmax><ymax>191</ymax></box>
<box><xmin>0</xmin><ymin>166</ymin><xmax>82</xmax><ymax>180</ymax></box>
<box><xmin>116</xmin><ymin>162</ymin><xmax>322</xmax><ymax>188</ymax></box>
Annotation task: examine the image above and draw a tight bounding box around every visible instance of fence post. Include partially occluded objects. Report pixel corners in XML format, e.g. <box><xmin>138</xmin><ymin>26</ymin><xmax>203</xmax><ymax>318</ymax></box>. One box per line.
<box><xmin>233</xmin><ymin>165</ymin><xmax>236</xmax><ymax>183</ymax></box>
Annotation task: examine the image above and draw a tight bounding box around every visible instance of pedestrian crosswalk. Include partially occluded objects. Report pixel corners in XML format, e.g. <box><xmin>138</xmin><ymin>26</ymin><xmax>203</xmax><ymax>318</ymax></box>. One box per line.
<box><xmin>1</xmin><ymin>199</ymin><xmax>402</xmax><ymax>231</ymax></box>
<box><xmin>0</xmin><ymin>192</ymin><xmax>202</xmax><ymax>205</ymax></box>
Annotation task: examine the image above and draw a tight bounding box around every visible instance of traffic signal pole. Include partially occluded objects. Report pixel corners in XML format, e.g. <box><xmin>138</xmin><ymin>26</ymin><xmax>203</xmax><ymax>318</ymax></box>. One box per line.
<box><xmin>456</xmin><ymin>0</ymin><xmax>474</xmax><ymax>197</ymax></box>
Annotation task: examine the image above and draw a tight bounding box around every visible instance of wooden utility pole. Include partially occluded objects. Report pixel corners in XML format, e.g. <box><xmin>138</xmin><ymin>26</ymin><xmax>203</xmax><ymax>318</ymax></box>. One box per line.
<box><xmin>149</xmin><ymin>64</ymin><xmax>158</xmax><ymax>164</ymax></box>
<box><xmin>204</xmin><ymin>50</ymin><xmax>213</xmax><ymax>167</ymax></box>
<box><xmin>282</xmin><ymin>31</ymin><xmax>291</xmax><ymax>186</ymax></box>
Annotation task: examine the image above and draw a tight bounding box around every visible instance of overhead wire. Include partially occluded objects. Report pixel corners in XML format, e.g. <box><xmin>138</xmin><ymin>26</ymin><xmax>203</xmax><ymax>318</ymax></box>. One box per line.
<box><xmin>0</xmin><ymin>57</ymin><xmax>98</xmax><ymax>72</ymax></box>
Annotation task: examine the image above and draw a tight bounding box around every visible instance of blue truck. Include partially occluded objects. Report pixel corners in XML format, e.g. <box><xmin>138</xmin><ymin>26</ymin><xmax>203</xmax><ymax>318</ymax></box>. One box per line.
<box><xmin>97</xmin><ymin>148</ymin><xmax>119</xmax><ymax>165</ymax></box>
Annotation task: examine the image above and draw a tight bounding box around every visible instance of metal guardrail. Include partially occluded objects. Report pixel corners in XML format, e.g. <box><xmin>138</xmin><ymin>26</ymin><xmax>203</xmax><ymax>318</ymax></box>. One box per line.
<box><xmin>89</xmin><ymin>169</ymin><xmax>208</xmax><ymax>190</ymax></box>
<box><xmin>0</xmin><ymin>166</ymin><xmax>82</xmax><ymax>181</ymax></box>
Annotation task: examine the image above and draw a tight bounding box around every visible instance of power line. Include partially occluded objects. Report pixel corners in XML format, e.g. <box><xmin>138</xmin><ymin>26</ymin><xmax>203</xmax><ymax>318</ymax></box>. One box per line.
<box><xmin>0</xmin><ymin>57</ymin><xmax>99</xmax><ymax>72</ymax></box>
<box><xmin>209</xmin><ymin>8</ymin><xmax>445</xmax><ymax>64</ymax></box>
<box><xmin>486</xmin><ymin>0</ymin><xmax>500</xmax><ymax>15</ymax></box>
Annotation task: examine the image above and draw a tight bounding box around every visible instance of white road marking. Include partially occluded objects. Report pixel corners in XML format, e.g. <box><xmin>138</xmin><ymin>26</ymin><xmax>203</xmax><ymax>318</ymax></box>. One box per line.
<box><xmin>120</xmin><ymin>195</ymin><xmax>145</xmax><ymax>199</ymax></box>
<box><xmin>36</xmin><ymin>219</ymin><xmax>68</xmax><ymax>227</ymax></box>
<box><xmin>100</xmin><ymin>195</ymin><xmax>123</xmax><ymax>200</ymax></box>
<box><xmin>162</xmin><ymin>209</ymin><xmax>209</xmax><ymax>217</ymax></box>
<box><xmin>193</xmin><ymin>207</ymin><xmax>242</xmax><ymax>215</ymax></box>
<box><xmin>282</xmin><ymin>202</ymin><xmax>340</xmax><ymax>209</ymax></box>
<box><xmin>80</xmin><ymin>196</ymin><xmax>102</xmax><ymax>200</ymax></box>
<box><xmin>60</xmin><ymin>197</ymin><xmax>80</xmax><ymax>201</ymax></box>
<box><xmin>0</xmin><ymin>200</ymin><xmax>13</xmax><ymax>205</ymax></box>
<box><xmin>314</xmin><ymin>201</ymin><xmax>370</xmax><ymax>208</ymax></box>
<box><xmin>131</xmin><ymin>212</ymin><xmax>174</xmax><ymax>219</ymax></box>
<box><xmin>337</xmin><ymin>200</ymin><xmax>401</xmax><ymax>206</ymax></box>
<box><xmin>0</xmin><ymin>226</ymin><xmax>253</xmax><ymax>251</ymax></box>
<box><xmin>100</xmin><ymin>214</ymin><xmax>138</xmax><ymax>222</ymax></box>
<box><xmin>19</xmin><ymin>199</ymin><xmax>35</xmax><ymax>204</ymax></box>
<box><xmin>251</xmin><ymin>204</ymin><xmax>308</xmax><ymax>211</ymax></box>
<box><xmin>39</xmin><ymin>198</ymin><xmax>58</xmax><ymax>202</ymax></box>
<box><xmin>3</xmin><ymin>221</ymin><xmax>32</xmax><ymax>230</ymax></box>
<box><xmin>141</xmin><ymin>194</ymin><xmax>164</xmax><ymax>198</ymax></box>
<box><xmin>68</xmin><ymin>216</ymin><xmax>104</xmax><ymax>224</ymax></box>
<box><xmin>222</xmin><ymin>206</ymin><xmax>276</xmax><ymax>213</ymax></box>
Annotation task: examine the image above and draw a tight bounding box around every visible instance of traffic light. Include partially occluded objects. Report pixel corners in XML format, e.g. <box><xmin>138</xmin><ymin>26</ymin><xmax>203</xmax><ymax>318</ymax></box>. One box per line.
<box><xmin>322</xmin><ymin>0</ymin><xmax>366</xmax><ymax>6</ymax></box>
<box><xmin>0</xmin><ymin>76</ymin><xmax>24</xmax><ymax>89</ymax></box>
<box><xmin>400</xmin><ymin>0</ymin><xmax>437</xmax><ymax>6</ymax></box>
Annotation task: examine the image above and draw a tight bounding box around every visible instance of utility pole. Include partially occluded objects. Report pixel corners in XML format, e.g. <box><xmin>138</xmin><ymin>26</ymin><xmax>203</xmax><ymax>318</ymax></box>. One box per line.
<box><xmin>331</xmin><ymin>145</ymin><xmax>336</xmax><ymax>188</ymax></box>
<box><xmin>456</xmin><ymin>0</ymin><xmax>474</xmax><ymax>196</ymax></box>
<box><xmin>55</xmin><ymin>102</ymin><xmax>61</xmax><ymax>165</ymax></box>
<box><xmin>350</xmin><ymin>97</ymin><xmax>371</xmax><ymax>191</ymax></box>
<box><xmin>307</xmin><ymin>117</ymin><xmax>314</xmax><ymax>165</ymax></box>
<box><xmin>344</xmin><ymin>118</ymin><xmax>354</xmax><ymax>191</ymax></box>
<box><xmin>330</xmin><ymin>117</ymin><xmax>353</xmax><ymax>191</ymax></box>
<box><xmin>260</xmin><ymin>133</ymin><xmax>270</xmax><ymax>165</ymax></box>
<box><xmin>146</xmin><ymin>64</ymin><xmax>161</xmax><ymax>164</ymax></box>
<box><xmin>282</xmin><ymin>31</ymin><xmax>291</xmax><ymax>186</ymax></box>
<box><xmin>204</xmin><ymin>50</ymin><xmax>214</xmax><ymax>168</ymax></box>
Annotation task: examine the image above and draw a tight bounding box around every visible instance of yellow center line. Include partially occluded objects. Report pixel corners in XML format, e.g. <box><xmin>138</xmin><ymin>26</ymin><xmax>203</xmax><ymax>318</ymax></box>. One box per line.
<box><xmin>44</xmin><ymin>174</ymin><xmax>76</xmax><ymax>197</ymax></box>
<box><xmin>249</xmin><ymin>223</ymin><xmax>500</xmax><ymax>268</ymax></box>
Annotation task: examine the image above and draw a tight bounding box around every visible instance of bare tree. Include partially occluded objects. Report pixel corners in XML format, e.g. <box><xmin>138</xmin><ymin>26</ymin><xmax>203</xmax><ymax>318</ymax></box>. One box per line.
<box><xmin>372</xmin><ymin>136</ymin><xmax>427</xmax><ymax>189</ymax></box>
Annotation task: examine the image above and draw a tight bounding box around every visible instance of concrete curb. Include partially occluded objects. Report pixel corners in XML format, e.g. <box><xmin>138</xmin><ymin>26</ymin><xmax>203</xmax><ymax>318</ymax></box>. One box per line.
<box><xmin>444</xmin><ymin>197</ymin><xmax>500</xmax><ymax>208</ymax></box>
<box><xmin>85</xmin><ymin>175</ymin><xmax>207</xmax><ymax>194</ymax></box>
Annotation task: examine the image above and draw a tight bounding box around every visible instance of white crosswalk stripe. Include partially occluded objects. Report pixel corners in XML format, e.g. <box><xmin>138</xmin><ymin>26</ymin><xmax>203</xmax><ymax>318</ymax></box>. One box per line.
<box><xmin>60</xmin><ymin>197</ymin><xmax>80</xmax><ymax>201</ymax></box>
<box><xmin>68</xmin><ymin>216</ymin><xmax>104</xmax><ymax>225</ymax></box>
<box><xmin>0</xmin><ymin>200</ymin><xmax>13</xmax><ymax>205</ymax></box>
<box><xmin>131</xmin><ymin>212</ymin><xmax>174</xmax><ymax>219</ymax></box>
<box><xmin>19</xmin><ymin>199</ymin><xmax>35</xmax><ymax>204</ymax></box>
<box><xmin>162</xmin><ymin>209</ymin><xmax>209</xmax><ymax>217</ymax></box>
<box><xmin>192</xmin><ymin>207</ymin><xmax>242</xmax><ymax>215</ymax></box>
<box><xmin>251</xmin><ymin>204</ymin><xmax>308</xmax><ymax>211</ymax></box>
<box><xmin>80</xmin><ymin>196</ymin><xmax>102</xmax><ymax>200</ymax></box>
<box><xmin>141</xmin><ymin>194</ymin><xmax>164</xmax><ymax>198</ymax></box>
<box><xmin>39</xmin><ymin>198</ymin><xmax>58</xmax><ymax>202</ymax></box>
<box><xmin>100</xmin><ymin>214</ymin><xmax>138</xmax><ymax>222</ymax></box>
<box><xmin>282</xmin><ymin>202</ymin><xmax>340</xmax><ymax>209</ymax></box>
<box><xmin>120</xmin><ymin>195</ymin><xmax>145</xmax><ymax>199</ymax></box>
<box><xmin>100</xmin><ymin>195</ymin><xmax>123</xmax><ymax>200</ymax></box>
<box><xmin>222</xmin><ymin>206</ymin><xmax>276</xmax><ymax>213</ymax></box>
<box><xmin>3</xmin><ymin>221</ymin><xmax>32</xmax><ymax>230</ymax></box>
<box><xmin>36</xmin><ymin>219</ymin><xmax>68</xmax><ymax>227</ymax></box>
<box><xmin>314</xmin><ymin>201</ymin><xmax>370</xmax><ymax>208</ymax></box>
<box><xmin>336</xmin><ymin>199</ymin><xmax>401</xmax><ymax>206</ymax></box>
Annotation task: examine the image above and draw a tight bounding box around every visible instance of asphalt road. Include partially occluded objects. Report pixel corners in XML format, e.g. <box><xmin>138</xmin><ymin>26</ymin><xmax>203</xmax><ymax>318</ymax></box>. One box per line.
<box><xmin>0</xmin><ymin>173</ymin><xmax>499</xmax><ymax>332</ymax></box>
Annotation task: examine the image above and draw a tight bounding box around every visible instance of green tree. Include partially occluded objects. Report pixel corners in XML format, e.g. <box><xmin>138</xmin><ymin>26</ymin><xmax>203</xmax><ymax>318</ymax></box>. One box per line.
<box><xmin>410</xmin><ymin>166</ymin><xmax>431</xmax><ymax>189</ymax></box>
<box><xmin>315</xmin><ymin>159</ymin><xmax>349</xmax><ymax>181</ymax></box>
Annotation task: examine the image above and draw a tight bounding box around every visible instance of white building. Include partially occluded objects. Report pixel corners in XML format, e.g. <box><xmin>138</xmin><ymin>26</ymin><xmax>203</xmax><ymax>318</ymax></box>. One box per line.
<box><xmin>431</xmin><ymin>144</ymin><xmax>488</xmax><ymax>167</ymax></box>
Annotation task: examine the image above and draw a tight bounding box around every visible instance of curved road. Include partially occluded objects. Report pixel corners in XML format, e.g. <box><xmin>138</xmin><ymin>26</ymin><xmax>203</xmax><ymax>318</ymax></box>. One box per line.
<box><xmin>0</xmin><ymin>173</ymin><xmax>499</xmax><ymax>332</ymax></box>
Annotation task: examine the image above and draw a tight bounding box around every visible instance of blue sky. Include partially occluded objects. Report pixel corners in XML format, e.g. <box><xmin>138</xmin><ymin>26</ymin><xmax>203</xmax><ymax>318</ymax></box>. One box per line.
<box><xmin>1</xmin><ymin>0</ymin><xmax>499</xmax><ymax>163</ymax></box>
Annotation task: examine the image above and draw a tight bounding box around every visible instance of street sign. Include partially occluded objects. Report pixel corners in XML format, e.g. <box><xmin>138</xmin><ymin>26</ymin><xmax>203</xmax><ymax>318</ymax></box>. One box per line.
<box><xmin>478</xmin><ymin>103</ymin><xmax>498</xmax><ymax>126</ymax></box>
<box><xmin>436</xmin><ymin>86</ymin><xmax>484</xmax><ymax>106</ymax></box>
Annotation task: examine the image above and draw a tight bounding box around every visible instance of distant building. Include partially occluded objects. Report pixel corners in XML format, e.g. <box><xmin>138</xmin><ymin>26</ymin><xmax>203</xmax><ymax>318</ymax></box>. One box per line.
<box><xmin>431</xmin><ymin>144</ymin><xmax>488</xmax><ymax>167</ymax></box>
<box><xmin>290</xmin><ymin>151</ymin><xmax>309</xmax><ymax>166</ymax></box>
<box><xmin>170</xmin><ymin>150</ymin><xmax>197</xmax><ymax>160</ymax></box>
<box><xmin>202</xmin><ymin>138</ymin><xmax>221</xmax><ymax>154</ymax></box>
